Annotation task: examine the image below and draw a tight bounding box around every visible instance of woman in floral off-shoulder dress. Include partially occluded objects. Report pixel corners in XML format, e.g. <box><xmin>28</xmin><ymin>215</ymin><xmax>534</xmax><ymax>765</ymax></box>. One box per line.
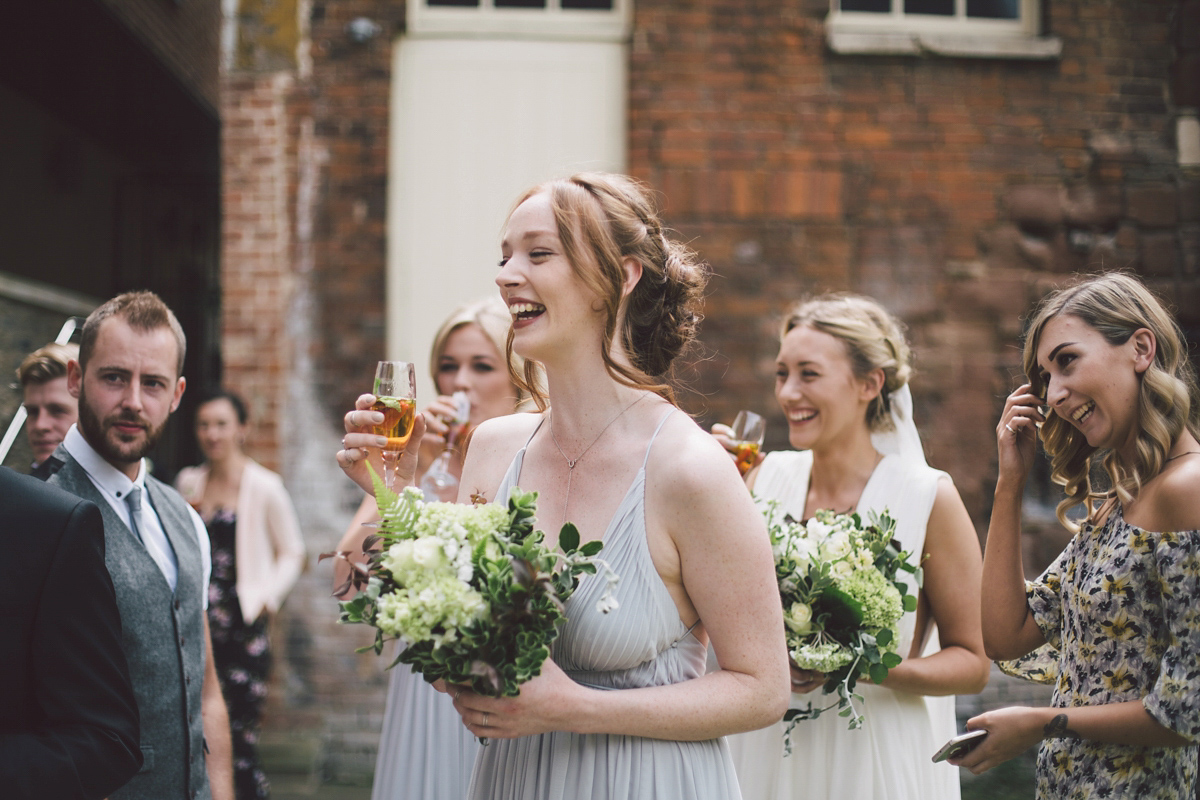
<box><xmin>961</xmin><ymin>272</ymin><xmax>1200</xmax><ymax>798</ymax></box>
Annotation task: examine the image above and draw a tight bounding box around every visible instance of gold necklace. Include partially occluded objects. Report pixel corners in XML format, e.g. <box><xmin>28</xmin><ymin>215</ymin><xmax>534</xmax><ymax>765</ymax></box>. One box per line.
<box><xmin>549</xmin><ymin>393</ymin><xmax>649</xmax><ymax>525</ymax></box>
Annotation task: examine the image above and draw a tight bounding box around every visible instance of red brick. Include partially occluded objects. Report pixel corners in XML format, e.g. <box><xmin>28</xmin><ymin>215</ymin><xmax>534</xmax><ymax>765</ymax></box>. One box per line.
<box><xmin>1127</xmin><ymin>184</ymin><xmax>1180</xmax><ymax>227</ymax></box>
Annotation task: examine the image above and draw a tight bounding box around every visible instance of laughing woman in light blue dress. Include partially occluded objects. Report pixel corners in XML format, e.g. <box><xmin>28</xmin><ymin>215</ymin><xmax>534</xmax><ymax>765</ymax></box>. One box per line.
<box><xmin>339</xmin><ymin>173</ymin><xmax>791</xmax><ymax>800</ymax></box>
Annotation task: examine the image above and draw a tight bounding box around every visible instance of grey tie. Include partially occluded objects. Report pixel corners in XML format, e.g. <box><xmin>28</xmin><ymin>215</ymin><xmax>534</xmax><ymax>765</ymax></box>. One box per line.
<box><xmin>125</xmin><ymin>486</ymin><xmax>143</xmax><ymax>542</ymax></box>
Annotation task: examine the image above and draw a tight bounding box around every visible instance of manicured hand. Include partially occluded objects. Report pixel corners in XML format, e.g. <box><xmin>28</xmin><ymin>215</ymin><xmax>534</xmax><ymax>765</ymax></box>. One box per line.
<box><xmin>337</xmin><ymin>393</ymin><xmax>426</xmax><ymax>494</ymax></box>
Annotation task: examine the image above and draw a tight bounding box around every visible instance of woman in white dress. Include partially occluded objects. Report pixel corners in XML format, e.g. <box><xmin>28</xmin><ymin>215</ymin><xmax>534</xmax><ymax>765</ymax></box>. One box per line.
<box><xmin>332</xmin><ymin>298</ymin><xmax>528</xmax><ymax>800</ymax></box>
<box><xmin>720</xmin><ymin>293</ymin><xmax>990</xmax><ymax>799</ymax></box>
<box><xmin>338</xmin><ymin>173</ymin><xmax>790</xmax><ymax>800</ymax></box>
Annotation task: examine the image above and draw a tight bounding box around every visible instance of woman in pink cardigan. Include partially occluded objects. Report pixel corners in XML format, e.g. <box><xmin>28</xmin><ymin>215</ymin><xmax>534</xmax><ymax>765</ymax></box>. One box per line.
<box><xmin>176</xmin><ymin>389</ymin><xmax>306</xmax><ymax>800</ymax></box>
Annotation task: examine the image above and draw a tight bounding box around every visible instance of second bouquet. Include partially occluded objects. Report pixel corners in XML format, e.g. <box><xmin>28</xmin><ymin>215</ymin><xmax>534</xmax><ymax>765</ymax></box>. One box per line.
<box><xmin>767</xmin><ymin>505</ymin><xmax>922</xmax><ymax>734</ymax></box>
<box><xmin>328</xmin><ymin>473</ymin><xmax>618</xmax><ymax>698</ymax></box>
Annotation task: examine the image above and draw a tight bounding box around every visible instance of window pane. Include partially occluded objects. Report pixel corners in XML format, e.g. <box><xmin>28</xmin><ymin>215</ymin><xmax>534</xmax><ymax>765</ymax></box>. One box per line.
<box><xmin>841</xmin><ymin>0</ymin><xmax>891</xmax><ymax>11</ymax></box>
<box><xmin>495</xmin><ymin>0</ymin><xmax>546</xmax><ymax>6</ymax></box>
<box><xmin>966</xmin><ymin>0</ymin><xmax>1018</xmax><ymax>18</ymax></box>
<box><xmin>562</xmin><ymin>0</ymin><xmax>614</xmax><ymax>8</ymax></box>
<box><xmin>904</xmin><ymin>0</ymin><xmax>953</xmax><ymax>14</ymax></box>
<box><xmin>428</xmin><ymin>0</ymin><xmax>479</xmax><ymax>5</ymax></box>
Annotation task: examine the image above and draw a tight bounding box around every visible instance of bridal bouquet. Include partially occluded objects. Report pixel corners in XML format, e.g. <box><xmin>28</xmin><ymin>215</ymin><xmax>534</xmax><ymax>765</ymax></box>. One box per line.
<box><xmin>766</xmin><ymin>505</ymin><xmax>921</xmax><ymax>735</ymax></box>
<box><xmin>325</xmin><ymin>472</ymin><xmax>618</xmax><ymax>697</ymax></box>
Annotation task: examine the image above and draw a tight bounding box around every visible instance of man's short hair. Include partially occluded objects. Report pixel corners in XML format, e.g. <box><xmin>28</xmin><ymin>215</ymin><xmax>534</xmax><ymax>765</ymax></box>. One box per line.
<box><xmin>79</xmin><ymin>292</ymin><xmax>187</xmax><ymax>377</ymax></box>
<box><xmin>16</xmin><ymin>342</ymin><xmax>80</xmax><ymax>387</ymax></box>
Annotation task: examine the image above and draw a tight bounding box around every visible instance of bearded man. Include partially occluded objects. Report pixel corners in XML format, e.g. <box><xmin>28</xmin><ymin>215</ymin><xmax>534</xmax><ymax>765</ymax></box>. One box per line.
<box><xmin>37</xmin><ymin>291</ymin><xmax>233</xmax><ymax>800</ymax></box>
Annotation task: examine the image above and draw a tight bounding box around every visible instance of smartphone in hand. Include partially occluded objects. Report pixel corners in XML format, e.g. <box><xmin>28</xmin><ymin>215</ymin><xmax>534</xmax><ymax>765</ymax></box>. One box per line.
<box><xmin>931</xmin><ymin>729</ymin><xmax>988</xmax><ymax>763</ymax></box>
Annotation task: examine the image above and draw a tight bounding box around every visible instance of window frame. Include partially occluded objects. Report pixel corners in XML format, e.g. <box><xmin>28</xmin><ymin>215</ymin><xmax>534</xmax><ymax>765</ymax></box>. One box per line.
<box><xmin>409</xmin><ymin>0</ymin><xmax>632</xmax><ymax>41</ymax></box>
<box><xmin>825</xmin><ymin>0</ymin><xmax>1062</xmax><ymax>59</ymax></box>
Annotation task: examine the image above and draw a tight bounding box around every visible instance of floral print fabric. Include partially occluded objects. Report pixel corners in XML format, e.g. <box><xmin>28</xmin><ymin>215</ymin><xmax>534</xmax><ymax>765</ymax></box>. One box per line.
<box><xmin>1001</xmin><ymin>505</ymin><xmax>1200</xmax><ymax>798</ymax></box>
<box><xmin>207</xmin><ymin>510</ymin><xmax>272</xmax><ymax>799</ymax></box>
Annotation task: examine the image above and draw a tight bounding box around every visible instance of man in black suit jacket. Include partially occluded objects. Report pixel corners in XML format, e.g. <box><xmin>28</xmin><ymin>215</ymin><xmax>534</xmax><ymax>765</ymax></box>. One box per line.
<box><xmin>0</xmin><ymin>466</ymin><xmax>142</xmax><ymax>799</ymax></box>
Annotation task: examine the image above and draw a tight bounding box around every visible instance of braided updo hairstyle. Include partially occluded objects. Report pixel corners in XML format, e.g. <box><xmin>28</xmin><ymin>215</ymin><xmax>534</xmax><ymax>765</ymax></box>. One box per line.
<box><xmin>505</xmin><ymin>173</ymin><xmax>708</xmax><ymax>408</ymax></box>
<box><xmin>781</xmin><ymin>293</ymin><xmax>913</xmax><ymax>432</ymax></box>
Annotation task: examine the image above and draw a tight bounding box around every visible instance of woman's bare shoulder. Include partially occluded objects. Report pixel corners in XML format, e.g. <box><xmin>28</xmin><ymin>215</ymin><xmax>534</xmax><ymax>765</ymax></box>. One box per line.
<box><xmin>1139</xmin><ymin>455</ymin><xmax>1200</xmax><ymax>533</ymax></box>
<box><xmin>646</xmin><ymin>411</ymin><xmax>756</xmax><ymax>510</ymax></box>
<box><xmin>459</xmin><ymin>411</ymin><xmax>544</xmax><ymax>503</ymax></box>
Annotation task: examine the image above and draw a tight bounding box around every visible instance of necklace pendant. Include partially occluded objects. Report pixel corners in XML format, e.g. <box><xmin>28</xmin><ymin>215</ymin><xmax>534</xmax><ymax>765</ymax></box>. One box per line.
<box><xmin>566</xmin><ymin>459</ymin><xmax>578</xmax><ymax>470</ymax></box>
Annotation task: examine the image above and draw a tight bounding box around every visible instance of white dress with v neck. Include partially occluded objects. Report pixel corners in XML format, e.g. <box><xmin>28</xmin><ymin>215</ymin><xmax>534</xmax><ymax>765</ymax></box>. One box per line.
<box><xmin>726</xmin><ymin>450</ymin><xmax>961</xmax><ymax>800</ymax></box>
<box><xmin>468</xmin><ymin>410</ymin><xmax>743</xmax><ymax>800</ymax></box>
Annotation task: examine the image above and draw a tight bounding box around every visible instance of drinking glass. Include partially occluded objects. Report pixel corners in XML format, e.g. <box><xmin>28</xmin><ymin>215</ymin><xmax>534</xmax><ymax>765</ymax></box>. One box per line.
<box><xmin>420</xmin><ymin>391</ymin><xmax>470</xmax><ymax>502</ymax></box>
<box><xmin>371</xmin><ymin>361</ymin><xmax>417</xmax><ymax>492</ymax></box>
<box><xmin>731</xmin><ymin>410</ymin><xmax>765</xmax><ymax>476</ymax></box>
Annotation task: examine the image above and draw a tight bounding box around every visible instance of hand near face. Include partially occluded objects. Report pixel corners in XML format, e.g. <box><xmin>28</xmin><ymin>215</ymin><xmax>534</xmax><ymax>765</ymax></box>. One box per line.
<box><xmin>997</xmin><ymin>383</ymin><xmax>1044</xmax><ymax>484</ymax></box>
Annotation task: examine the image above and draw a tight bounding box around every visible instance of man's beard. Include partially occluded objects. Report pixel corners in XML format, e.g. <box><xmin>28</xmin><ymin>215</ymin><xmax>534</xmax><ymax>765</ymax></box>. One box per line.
<box><xmin>77</xmin><ymin>383</ymin><xmax>168</xmax><ymax>467</ymax></box>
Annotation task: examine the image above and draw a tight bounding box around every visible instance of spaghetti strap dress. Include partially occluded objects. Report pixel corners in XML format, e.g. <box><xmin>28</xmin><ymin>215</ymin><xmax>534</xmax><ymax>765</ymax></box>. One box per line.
<box><xmin>370</xmin><ymin>657</ymin><xmax>479</xmax><ymax>800</ymax></box>
<box><xmin>726</xmin><ymin>450</ymin><xmax>962</xmax><ymax>800</ymax></box>
<box><xmin>468</xmin><ymin>409</ymin><xmax>744</xmax><ymax>800</ymax></box>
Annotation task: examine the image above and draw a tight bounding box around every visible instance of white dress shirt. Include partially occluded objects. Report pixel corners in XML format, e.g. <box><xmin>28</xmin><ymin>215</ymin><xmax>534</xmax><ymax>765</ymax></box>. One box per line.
<box><xmin>62</xmin><ymin>425</ymin><xmax>211</xmax><ymax>607</ymax></box>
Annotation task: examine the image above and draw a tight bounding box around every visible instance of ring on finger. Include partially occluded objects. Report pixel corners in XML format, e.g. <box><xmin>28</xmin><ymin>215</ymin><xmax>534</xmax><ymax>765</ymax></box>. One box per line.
<box><xmin>1005</xmin><ymin>423</ymin><xmax>1015</xmax><ymax>433</ymax></box>
<box><xmin>454</xmin><ymin>689</ymin><xmax>463</xmax><ymax>702</ymax></box>
<box><xmin>482</xmin><ymin>712</ymin><xmax>490</xmax><ymax>728</ymax></box>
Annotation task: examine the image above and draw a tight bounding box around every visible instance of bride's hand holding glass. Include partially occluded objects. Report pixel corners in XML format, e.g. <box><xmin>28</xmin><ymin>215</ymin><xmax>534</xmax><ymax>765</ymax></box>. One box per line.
<box><xmin>711</xmin><ymin>410</ymin><xmax>766</xmax><ymax>479</ymax></box>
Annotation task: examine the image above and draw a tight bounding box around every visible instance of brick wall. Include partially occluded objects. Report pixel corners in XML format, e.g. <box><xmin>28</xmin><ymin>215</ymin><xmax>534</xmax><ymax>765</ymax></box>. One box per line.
<box><xmin>630</xmin><ymin>0</ymin><xmax>1199</xmax><ymax>533</ymax></box>
<box><xmin>221</xmin><ymin>70</ymin><xmax>295</xmax><ymax>472</ymax></box>
<box><xmin>219</xmin><ymin>0</ymin><xmax>407</xmax><ymax>780</ymax></box>
<box><xmin>96</xmin><ymin>0</ymin><xmax>221</xmax><ymax>113</ymax></box>
<box><xmin>219</xmin><ymin>0</ymin><xmax>1198</xmax><ymax>786</ymax></box>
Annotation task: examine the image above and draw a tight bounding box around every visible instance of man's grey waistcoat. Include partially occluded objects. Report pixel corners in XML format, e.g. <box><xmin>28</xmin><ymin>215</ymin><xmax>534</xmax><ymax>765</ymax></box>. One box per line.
<box><xmin>43</xmin><ymin>447</ymin><xmax>210</xmax><ymax>800</ymax></box>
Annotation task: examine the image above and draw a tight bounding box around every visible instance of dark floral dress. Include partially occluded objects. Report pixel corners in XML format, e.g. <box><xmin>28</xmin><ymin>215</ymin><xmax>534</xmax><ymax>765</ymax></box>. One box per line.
<box><xmin>1000</xmin><ymin>505</ymin><xmax>1200</xmax><ymax>799</ymax></box>
<box><xmin>207</xmin><ymin>509</ymin><xmax>271</xmax><ymax>799</ymax></box>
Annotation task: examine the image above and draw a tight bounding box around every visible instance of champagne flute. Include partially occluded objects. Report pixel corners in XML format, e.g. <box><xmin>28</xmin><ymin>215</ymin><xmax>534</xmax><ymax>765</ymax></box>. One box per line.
<box><xmin>731</xmin><ymin>410</ymin><xmax>765</xmax><ymax>476</ymax></box>
<box><xmin>371</xmin><ymin>361</ymin><xmax>417</xmax><ymax>493</ymax></box>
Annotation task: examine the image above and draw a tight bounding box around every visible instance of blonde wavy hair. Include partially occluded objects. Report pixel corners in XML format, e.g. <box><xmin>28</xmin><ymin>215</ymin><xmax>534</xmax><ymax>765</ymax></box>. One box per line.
<box><xmin>781</xmin><ymin>293</ymin><xmax>913</xmax><ymax>433</ymax></box>
<box><xmin>504</xmin><ymin>173</ymin><xmax>708</xmax><ymax>410</ymax></box>
<box><xmin>429</xmin><ymin>297</ymin><xmax>539</xmax><ymax>411</ymax></box>
<box><xmin>1022</xmin><ymin>272</ymin><xmax>1200</xmax><ymax>529</ymax></box>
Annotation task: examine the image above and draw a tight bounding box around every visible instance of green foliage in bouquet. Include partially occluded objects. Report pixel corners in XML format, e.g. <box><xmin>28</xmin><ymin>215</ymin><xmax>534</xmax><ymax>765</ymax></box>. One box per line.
<box><xmin>764</xmin><ymin>505</ymin><xmax>922</xmax><ymax>742</ymax></box>
<box><xmin>324</xmin><ymin>467</ymin><xmax>615</xmax><ymax>698</ymax></box>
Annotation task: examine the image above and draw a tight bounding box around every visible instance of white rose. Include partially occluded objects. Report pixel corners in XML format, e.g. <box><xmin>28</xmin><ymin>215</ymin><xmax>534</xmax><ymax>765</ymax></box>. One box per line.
<box><xmin>823</xmin><ymin>530</ymin><xmax>853</xmax><ymax>560</ymax></box>
<box><xmin>784</xmin><ymin>602</ymin><xmax>813</xmax><ymax>635</ymax></box>
<box><xmin>411</xmin><ymin>537</ymin><xmax>449</xmax><ymax>571</ymax></box>
<box><xmin>805</xmin><ymin>518</ymin><xmax>832</xmax><ymax>542</ymax></box>
<box><xmin>382</xmin><ymin>540</ymin><xmax>416</xmax><ymax>578</ymax></box>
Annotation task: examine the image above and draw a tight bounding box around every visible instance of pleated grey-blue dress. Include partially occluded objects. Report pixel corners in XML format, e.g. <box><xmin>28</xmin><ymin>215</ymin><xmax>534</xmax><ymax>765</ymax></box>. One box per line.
<box><xmin>469</xmin><ymin>410</ymin><xmax>743</xmax><ymax>800</ymax></box>
<box><xmin>370</xmin><ymin>659</ymin><xmax>479</xmax><ymax>800</ymax></box>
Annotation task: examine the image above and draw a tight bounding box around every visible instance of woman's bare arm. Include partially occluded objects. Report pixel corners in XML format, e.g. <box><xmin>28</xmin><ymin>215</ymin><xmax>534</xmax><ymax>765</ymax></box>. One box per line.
<box><xmin>881</xmin><ymin>477</ymin><xmax>990</xmax><ymax>696</ymax></box>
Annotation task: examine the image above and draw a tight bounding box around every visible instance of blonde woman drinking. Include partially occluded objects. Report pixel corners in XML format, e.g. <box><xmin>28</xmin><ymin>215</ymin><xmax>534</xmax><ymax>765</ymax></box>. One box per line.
<box><xmin>720</xmin><ymin>293</ymin><xmax>988</xmax><ymax>800</ymax></box>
